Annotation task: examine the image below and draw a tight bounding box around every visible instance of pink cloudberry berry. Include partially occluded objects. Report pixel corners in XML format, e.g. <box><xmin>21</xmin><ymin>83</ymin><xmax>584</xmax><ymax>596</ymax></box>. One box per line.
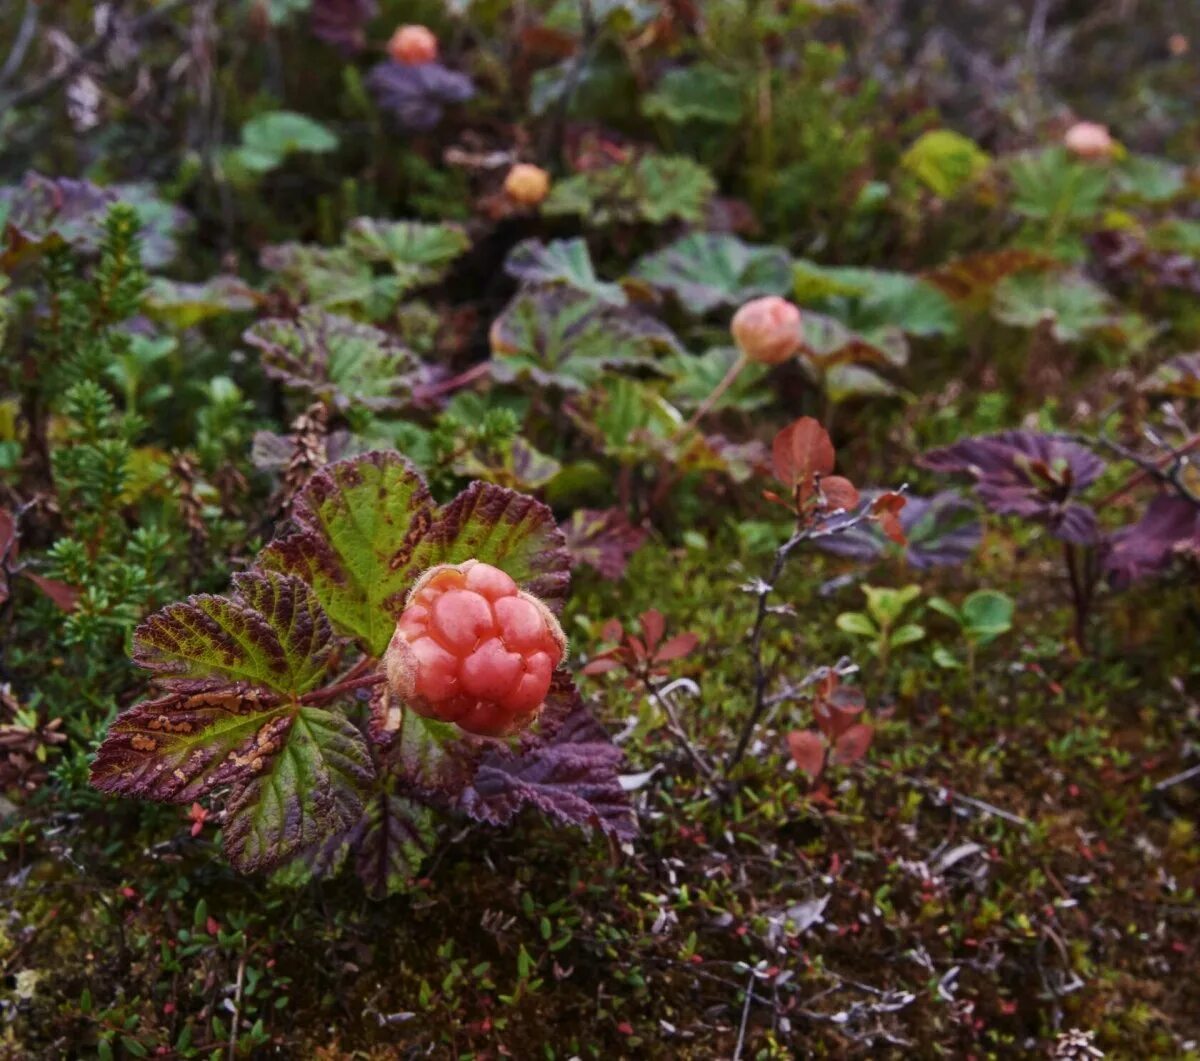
<box><xmin>503</xmin><ymin>163</ymin><xmax>551</xmax><ymax>206</ymax></box>
<box><xmin>388</xmin><ymin>24</ymin><xmax>438</xmax><ymax>65</ymax></box>
<box><xmin>1063</xmin><ymin>121</ymin><xmax>1115</xmax><ymax>161</ymax></box>
<box><xmin>385</xmin><ymin>560</ymin><xmax>566</xmax><ymax>737</ymax></box>
<box><xmin>731</xmin><ymin>296</ymin><xmax>803</xmax><ymax>365</ymax></box>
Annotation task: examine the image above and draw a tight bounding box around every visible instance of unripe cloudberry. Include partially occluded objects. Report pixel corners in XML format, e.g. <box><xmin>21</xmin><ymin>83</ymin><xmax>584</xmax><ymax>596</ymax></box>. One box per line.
<box><xmin>385</xmin><ymin>560</ymin><xmax>566</xmax><ymax>737</ymax></box>
<box><xmin>730</xmin><ymin>296</ymin><xmax>803</xmax><ymax>365</ymax></box>
<box><xmin>388</xmin><ymin>24</ymin><xmax>438</xmax><ymax>65</ymax></box>
<box><xmin>503</xmin><ymin>163</ymin><xmax>551</xmax><ymax>206</ymax></box>
<box><xmin>1063</xmin><ymin>121</ymin><xmax>1114</xmax><ymax>161</ymax></box>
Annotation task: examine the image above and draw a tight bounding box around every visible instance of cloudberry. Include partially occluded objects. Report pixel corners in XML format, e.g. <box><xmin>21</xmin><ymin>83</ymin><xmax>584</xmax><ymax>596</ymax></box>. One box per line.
<box><xmin>385</xmin><ymin>560</ymin><xmax>566</xmax><ymax>737</ymax></box>
<box><xmin>1063</xmin><ymin>121</ymin><xmax>1114</xmax><ymax>161</ymax></box>
<box><xmin>731</xmin><ymin>296</ymin><xmax>803</xmax><ymax>365</ymax></box>
<box><xmin>388</xmin><ymin>24</ymin><xmax>438</xmax><ymax>65</ymax></box>
<box><xmin>503</xmin><ymin>163</ymin><xmax>551</xmax><ymax>206</ymax></box>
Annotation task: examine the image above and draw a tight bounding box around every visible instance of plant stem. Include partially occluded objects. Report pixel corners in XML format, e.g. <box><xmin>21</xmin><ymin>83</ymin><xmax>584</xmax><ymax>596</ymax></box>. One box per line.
<box><xmin>672</xmin><ymin>352</ymin><xmax>748</xmax><ymax>443</ymax></box>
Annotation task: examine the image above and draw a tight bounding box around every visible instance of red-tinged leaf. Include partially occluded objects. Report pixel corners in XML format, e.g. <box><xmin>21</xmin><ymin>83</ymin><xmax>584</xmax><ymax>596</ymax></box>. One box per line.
<box><xmin>133</xmin><ymin>571</ymin><xmax>336</xmax><ymax>696</ymax></box>
<box><xmin>831</xmin><ymin>723</ymin><xmax>873</xmax><ymax>766</ymax></box>
<box><xmin>626</xmin><ymin>635</ymin><xmax>648</xmax><ymax>660</ymax></box>
<box><xmin>821</xmin><ymin>476</ymin><xmax>860</xmax><ymax>512</ymax></box>
<box><xmin>871</xmin><ymin>492</ymin><xmax>908</xmax><ymax>545</ymax></box>
<box><xmin>581</xmin><ymin>657</ymin><xmax>624</xmax><ymax>676</ymax></box>
<box><xmin>772</xmin><ymin>417</ymin><xmax>836</xmax><ymax>491</ymax></box>
<box><xmin>787</xmin><ymin>730</ymin><xmax>826</xmax><ymax>780</ymax></box>
<box><xmin>640</xmin><ymin>609</ymin><xmax>665</xmax><ymax>653</ymax></box>
<box><xmin>563</xmin><ymin>508</ymin><xmax>647</xmax><ymax>579</ymax></box>
<box><xmin>654</xmin><ymin>632</ymin><xmax>699</xmax><ymax>663</ymax></box>
<box><xmin>819</xmin><ymin>686</ymin><xmax>866</xmax><ymax>740</ymax></box>
<box><xmin>223</xmin><ymin>705</ymin><xmax>373</xmax><ymax>873</ymax></box>
<box><xmin>24</xmin><ymin>573</ymin><xmax>80</xmax><ymax>612</ymax></box>
<box><xmin>90</xmin><ymin>687</ymin><xmax>292</xmax><ymax>803</ymax></box>
<box><xmin>600</xmin><ymin>618</ymin><xmax>623</xmax><ymax>643</ymax></box>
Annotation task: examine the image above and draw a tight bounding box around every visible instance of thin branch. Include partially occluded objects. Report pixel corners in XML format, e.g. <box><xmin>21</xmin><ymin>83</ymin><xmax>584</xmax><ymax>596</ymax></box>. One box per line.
<box><xmin>645</xmin><ymin>677</ymin><xmax>717</xmax><ymax>782</ymax></box>
<box><xmin>1072</xmin><ymin>431</ymin><xmax>1200</xmax><ymax>509</ymax></box>
<box><xmin>1</xmin><ymin>0</ymin><xmax>195</xmax><ymax>112</ymax></box>
<box><xmin>731</xmin><ymin>969</ymin><xmax>757</xmax><ymax>1061</ymax></box>
<box><xmin>725</xmin><ymin>499</ymin><xmax>884</xmax><ymax>775</ymax></box>
<box><xmin>0</xmin><ymin>0</ymin><xmax>39</xmax><ymax>87</ymax></box>
<box><xmin>1152</xmin><ymin>762</ymin><xmax>1200</xmax><ymax>793</ymax></box>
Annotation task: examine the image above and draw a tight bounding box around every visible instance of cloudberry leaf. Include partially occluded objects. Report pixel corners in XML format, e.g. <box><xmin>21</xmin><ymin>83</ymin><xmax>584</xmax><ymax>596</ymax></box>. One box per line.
<box><xmin>223</xmin><ymin>706</ymin><xmax>373</xmax><ymax>873</ymax></box>
<box><xmin>353</xmin><ymin>791</ymin><xmax>437</xmax><ymax>898</ymax></box>
<box><xmin>258</xmin><ymin>452</ymin><xmax>437</xmax><ymax>656</ymax></box>
<box><xmin>460</xmin><ymin>685</ymin><xmax>636</xmax><ymax>842</ymax></box>
<box><xmin>260</xmin><ymin>453</ymin><xmax>570</xmax><ymax>656</ymax></box>
<box><xmin>132</xmin><ymin>571</ymin><xmax>336</xmax><ymax>696</ymax></box>
<box><xmin>633</xmin><ymin>232</ymin><xmax>791</xmax><ymax>315</ymax></box>
<box><xmin>245</xmin><ymin>309</ymin><xmax>420</xmax><ymax>413</ymax></box>
<box><xmin>417</xmin><ymin>480</ymin><xmax>571</xmax><ymax>613</ymax></box>
<box><xmin>490</xmin><ymin>284</ymin><xmax>679</xmax><ymax>391</ymax></box>
<box><xmin>563</xmin><ymin>507</ymin><xmax>647</xmax><ymax>579</ymax></box>
<box><xmin>90</xmin><ymin>687</ymin><xmax>292</xmax><ymax>803</ymax></box>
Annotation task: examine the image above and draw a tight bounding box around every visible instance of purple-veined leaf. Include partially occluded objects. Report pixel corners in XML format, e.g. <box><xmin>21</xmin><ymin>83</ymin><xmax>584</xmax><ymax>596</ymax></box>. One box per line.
<box><xmin>133</xmin><ymin>571</ymin><xmax>337</xmax><ymax>696</ymax></box>
<box><xmin>816</xmin><ymin>490</ymin><xmax>982</xmax><ymax>569</ymax></box>
<box><xmin>311</xmin><ymin>0</ymin><xmax>377</xmax><ymax>52</ymax></box>
<box><xmin>223</xmin><ymin>705</ymin><xmax>373</xmax><ymax>873</ymax></box>
<box><xmin>90</xmin><ymin>685</ymin><xmax>290</xmax><ymax>803</ymax></box>
<box><xmin>352</xmin><ymin>791</ymin><xmax>436</xmax><ymax>898</ymax></box>
<box><xmin>245</xmin><ymin>309</ymin><xmax>420</xmax><ymax>413</ymax></box>
<box><xmin>563</xmin><ymin>508</ymin><xmax>647</xmax><ymax>579</ymax></box>
<box><xmin>460</xmin><ymin>684</ymin><xmax>636</xmax><ymax>842</ymax></box>
<box><xmin>0</xmin><ymin>173</ymin><xmax>187</xmax><ymax>269</ymax></box>
<box><xmin>1105</xmin><ymin>494</ymin><xmax>1200</xmax><ymax>588</ymax></box>
<box><xmin>367</xmin><ymin>61</ymin><xmax>475</xmax><ymax>132</ymax></box>
<box><xmin>919</xmin><ymin>431</ymin><xmax>1105</xmax><ymax>544</ymax></box>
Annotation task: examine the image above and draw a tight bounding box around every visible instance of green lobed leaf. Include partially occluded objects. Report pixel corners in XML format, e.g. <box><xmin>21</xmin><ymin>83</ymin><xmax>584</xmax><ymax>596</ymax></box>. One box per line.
<box><xmin>544</xmin><ymin>154</ymin><xmax>715</xmax><ymax>227</ymax></box>
<box><xmin>634</xmin><ymin>233</ymin><xmax>792</xmax><ymax>315</ymax></box>
<box><xmin>504</xmin><ymin>238</ymin><xmax>626</xmax><ymax>304</ymax></box>
<box><xmin>353</xmin><ymin>791</ymin><xmax>437</xmax><ymax>898</ymax></box>
<box><xmin>259</xmin><ymin>452</ymin><xmax>571</xmax><ymax>656</ymax></box>
<box><xmin>257</xmin><ymin>452</ymin><xmax>437</xmax><ymax>656</ymax></box>
<box><xmin>900</xmin><ymin>129</ymin><xmax>990</xmax><ymax>198</ymax></box>
<box><xmin>244</xmin><ymin>308</ymin><xmax>420</xmax><ymax>412</ymax></box>
<box><xmin>991</xmin><ymin>269</ymin><xmax>1112</xmax><ymax>342</ymax></box>
<box><xmin>232</xmin><ymin>111</ymin><xmax>339</xmax><ymax>175</ymax></box>
<box><xmin>132</xmin><ymin>571</ymin><xmax>337</xmax><ymax>696</ymax></box>
<box><xmin>223</xmin><ymin>705</ymin><xmax>373</xmax><ymax>873</ymax></box>
<box><xmin>641</xmin><ymin>63</ymin><xmax>744</xmax><ymax>126</ymax></box>
<box><xmin>490</xmin><ymin>284</ymin><xmax>680</xmax><ymax>390</ymax></box>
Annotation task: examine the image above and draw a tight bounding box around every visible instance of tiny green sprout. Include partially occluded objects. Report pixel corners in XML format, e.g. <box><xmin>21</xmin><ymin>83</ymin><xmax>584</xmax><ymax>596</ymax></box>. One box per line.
<box><xmin>928</xmin><ymin>589</ymin><xmax>1015</xmax><ymax>673</ymax></box>
<box><xmin>836</xmin><ymin>584</ymin><xmax>925</xmax><ymax>671</ymax></box>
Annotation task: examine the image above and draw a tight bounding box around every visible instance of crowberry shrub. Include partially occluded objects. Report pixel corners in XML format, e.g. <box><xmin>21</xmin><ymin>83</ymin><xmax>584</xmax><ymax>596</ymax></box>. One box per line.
<box><xmin>387</xmin><ymin>24</ymin><xmax>438</xmax><ymax>65</ymax></box>
<box><xmin>386</xmin><ymin>559</ymin><xmax>567</xmax><ymax>737</ymax></box>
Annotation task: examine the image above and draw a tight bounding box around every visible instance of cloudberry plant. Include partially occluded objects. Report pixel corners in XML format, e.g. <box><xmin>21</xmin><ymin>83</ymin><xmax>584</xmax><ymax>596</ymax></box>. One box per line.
<box><xmin>387</xmin><ymin>560</ymin><xmax>567</xmax><ymax>736</ymax></box>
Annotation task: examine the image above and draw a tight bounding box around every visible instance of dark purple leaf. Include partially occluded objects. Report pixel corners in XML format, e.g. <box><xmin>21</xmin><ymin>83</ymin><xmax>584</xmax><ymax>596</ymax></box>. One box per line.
<box><xmin>563</xmin><ymin>508</ymin><xmax>648</xmax><ymax>579</ymax></box>
<box><xmin>351</xmin><ymin>791</ymin><xmax>435</xmax><ymax>898</ymax></box>
<box><xmin>817</xmin><ymin>490</ymin><xmax>982</xmax><ymax>569</ymax></box>
<box><xmin>311</xmin><ymin>0</ymin><xmax>377</xmax><ymax>53</ymax></box>
<box><xmin>460</xmin><ymin>689</ymin><xmax>636</xmax><ymax>843</ymax></box>
<box><xmin>1104</xmin><ymin>495</ymin><xmax>1200</xmax><ymax>588</ymax></box>
<box><xmin>367</xmin><ymin>61</ymin><xmax>475</xmax><ymax>132</ymax></box>
<box><xmin>919</xmin><ymin>431</ymin><xmax>1105</xmax><ymax>544</ymax></box>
